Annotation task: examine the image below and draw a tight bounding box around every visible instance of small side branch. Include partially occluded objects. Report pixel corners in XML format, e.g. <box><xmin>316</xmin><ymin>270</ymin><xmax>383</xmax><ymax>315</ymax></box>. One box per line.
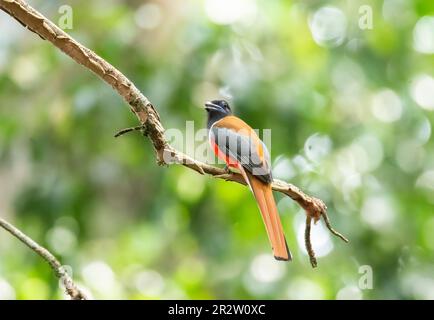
<box><xmin>0</xmin><ymin>217</ymin><xmax>88</xmax><ymax>300</ymax></box>
<box><xmin>322</xmin><ymin>211</ymin><xmax>349</xmax><ymax>243</ymax></box>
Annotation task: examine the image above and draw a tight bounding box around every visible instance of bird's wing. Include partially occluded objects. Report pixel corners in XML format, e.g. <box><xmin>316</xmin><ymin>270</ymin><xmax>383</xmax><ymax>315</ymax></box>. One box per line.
<box><xmin>211</xmin><ymin>116</ymin><xmax>273</xmax><ymax>184</ymax></box>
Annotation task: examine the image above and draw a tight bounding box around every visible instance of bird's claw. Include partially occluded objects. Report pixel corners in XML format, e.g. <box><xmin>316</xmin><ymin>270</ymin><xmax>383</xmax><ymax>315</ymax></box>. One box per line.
<box><xmin>213</xmin><ymin>165</ymin><xmax>234</xmax><ymax>179</ymax></box>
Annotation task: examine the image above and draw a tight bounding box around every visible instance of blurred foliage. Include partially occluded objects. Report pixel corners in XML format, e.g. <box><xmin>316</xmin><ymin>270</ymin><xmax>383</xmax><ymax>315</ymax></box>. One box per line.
<box><xmin>0</xmin><ymin>0</ymin><xmax>434</xmax><ymax>299</ymax></box>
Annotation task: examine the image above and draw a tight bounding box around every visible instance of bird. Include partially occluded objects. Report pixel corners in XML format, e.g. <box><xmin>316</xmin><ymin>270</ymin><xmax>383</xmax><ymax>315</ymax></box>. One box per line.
<box><xmin>205</xmin><ymin>100</ymin><xmax>291</xmax><ymax>261</ymax></box>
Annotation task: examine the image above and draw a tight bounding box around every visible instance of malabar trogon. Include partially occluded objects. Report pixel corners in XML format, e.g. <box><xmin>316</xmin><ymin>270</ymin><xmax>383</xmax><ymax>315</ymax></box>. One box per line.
<box><xmin>205</xmin><ymin>100</ymin><xmax>291</xmax><ymax>261</ymax></box>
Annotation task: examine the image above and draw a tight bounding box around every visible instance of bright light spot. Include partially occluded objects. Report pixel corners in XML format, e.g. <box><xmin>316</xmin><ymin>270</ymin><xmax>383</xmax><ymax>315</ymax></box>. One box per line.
<box><xmin>371</xmin><ymin>89</ymin><xmax>403</xmax><ymax>122</ymax></box>
<box><xmin>82</xmin><ymin>261</ymin><xmax>117</xmax><ymax>295</ymax></box>
<box><xmin>413</xmin><ymin>16</ymin><xmax>434</xmax><ymax>54</ymax></box>
<box><xmin>296</xmin><ymin>213</ymin><xmax>333</xmax><ymax>258</ymax></box>
<box><xmin>332</xmin><ymin>58</ymin><xmax>365</xmax><ymax>91</ymax></box>
<box><xmin>416</xmin><ymin>170</ymin><xmax>434</xmax><ymax>191</ymax></box>
<box><xmin>331</xmin><ymin>59</ymin><xmax>368</xmax><ymax>120</ymax></box>
<box><xmin>250</xmin><ymin>254</ymin><xmax>286</xmax><ymax>283</ymax></box>
<box><xmin>209</xmin><ymin>48</ymin><xmax>255</xmax><ymax>92</ymax></box>
<box><xmin>336</xmin><ymin>285</ymin><xmax>362</xmax><ymax>300</ymax></box>
<box><xmin>383</xmin><ymin>0</ymin><xmax>414</xmax><ymax>25</ymax></box>
<box><xmin>10</xmin><ymin>55</ymin><xmax>42</xmax><ymax>88</ymax></box>
<box><xmin>342</xmin><ymin>173</ymin><xmax>362</xmax><ymax>191</ymax></box>
<box><xmin>205</xmin><ymin>0</ymin><xmax>257</xmax><ymax>25</ymax></box>
<box><xmin>401</xmin><ymin>272</ymin><xmax>434</xmax><ymax>299</ymax></box>
<box><xmin>332</xmin><ymin>149</ymin><xmax>364</xmax><ymax>192</ymax></box>
<box><xmin>361</xmin><ymin>196</ymin><xmax>395</xmax><ymax>230</ymax></box>
<box><xmin>292</xmin><ymin>155</ymin><xmax>314</xmax><ymax>173</ymax></box>
<box><xmin>273</xmin><ymin>156</ymin><xmax>296</xmax><ymax>181</ymax></box>
<box><xmin>395</xmin><ymin>140</ymin><xmax>425</xmax><ymax>173</ymax></box>
<box><xmin>351</xmin><ymin>134</ymin><xmax>384</xmax><ymax>173</ymax></box>
<box><xmin>135</xmin><ymin>270</ymin><xmax>165</xmax><ymax>296</ymax></box>
<box><xmin>0</xmin><ymin>279</ymin><xmax>16</xmax><ymax>300</ymax></box>
<box><xmin>410</xmin><ymin>74</ymin><xmax>434</xmax><ymax>111</ymax></box>
<box><xmin>309</xmin><ymin>6</ymin><xmax>347</xmax><ymax>47</ymax></box>
<box><xmin>304</xmin><ymin>133</ymin><xmax>333</xmax><ymax>163</ymax></box>
<box><xmin>416</xmin><ymin>117</ymin><xmax>431</xmax><ymax>144</ymax></box>
<box><xmin>135</xmin><ymin>3</ymin><xmax>162</xmax><ymax>30</ymax></box>
<box><xmin>331</xmin><ymin>153</ymin><xmax>362</xmax><ymax>192</ymax></box>
<box><xmin>286</xmin><ymin>278</ymin><xmax>325</xmax><ymax>300</ymax></box>
<box><xmin>46</xmin><ymin>226</ymin><xmax>77</xmax><ymax>255</ymax></box>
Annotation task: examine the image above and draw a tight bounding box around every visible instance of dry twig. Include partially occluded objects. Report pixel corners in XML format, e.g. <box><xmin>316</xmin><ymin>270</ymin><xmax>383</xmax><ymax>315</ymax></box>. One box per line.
<box><xmin>0</xmin><ymin>217</ymin><xmax>88</xmax><ymax>300</ymax></box>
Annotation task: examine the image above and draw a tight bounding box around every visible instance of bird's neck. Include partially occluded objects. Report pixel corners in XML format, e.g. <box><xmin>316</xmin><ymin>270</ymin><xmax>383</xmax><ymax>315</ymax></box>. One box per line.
<box><xmin>207</xmin><ymin>112</ymin><xmax>228</xmax><ymax>129</ymax></box>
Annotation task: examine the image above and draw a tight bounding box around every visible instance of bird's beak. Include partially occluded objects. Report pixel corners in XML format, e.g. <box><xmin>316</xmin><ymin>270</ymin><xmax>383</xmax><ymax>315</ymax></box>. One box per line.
<box><xmin>204</xmin><ymin>101</ymin><xmax>220</xmax><ymax>111</ymax></box>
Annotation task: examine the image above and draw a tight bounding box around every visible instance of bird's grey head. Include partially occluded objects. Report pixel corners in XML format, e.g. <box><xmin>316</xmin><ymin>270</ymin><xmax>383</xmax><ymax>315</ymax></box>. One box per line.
<box><xmin>205</xmin><ymin>100</ymin><xmax>232</xmax><ymax>128</ymax></box>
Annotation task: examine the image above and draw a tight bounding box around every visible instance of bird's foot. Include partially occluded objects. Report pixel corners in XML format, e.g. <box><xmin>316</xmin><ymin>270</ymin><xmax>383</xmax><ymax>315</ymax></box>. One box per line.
<box><xmin>223</xmin><ymin>164</ymin><xmax>232</xmax><ymax>174</ymax></box>
<box><xmin>213</xmin><ymin>165</ymin><xmax>234</xmax><ymax>179</ymax></box>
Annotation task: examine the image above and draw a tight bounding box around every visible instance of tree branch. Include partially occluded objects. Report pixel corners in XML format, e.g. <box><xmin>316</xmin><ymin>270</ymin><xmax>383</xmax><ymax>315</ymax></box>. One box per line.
<box><xmin>0</xmin><ymin>0</ymin><xmax>348</xmax><ymax>267</ymax></box>
<box><xmin>0</xmin><ymin>217</ymin><xmax>88</xmax><ymax>300</ymax></box>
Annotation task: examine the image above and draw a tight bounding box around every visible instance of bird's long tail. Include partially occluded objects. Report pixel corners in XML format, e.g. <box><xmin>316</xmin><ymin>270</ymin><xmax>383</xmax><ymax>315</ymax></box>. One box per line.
<box><xmin>240</xmin><ymin>167</ymin><xmax>292</xmax><ymax>261</ymax></box>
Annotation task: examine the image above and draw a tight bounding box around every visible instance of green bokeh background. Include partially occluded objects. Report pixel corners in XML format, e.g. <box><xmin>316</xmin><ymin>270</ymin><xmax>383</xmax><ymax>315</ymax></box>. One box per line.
<box><xmin>0</xmin><ymin>0</ymin><xmax>433</xmax><ymax>299</ymax></box>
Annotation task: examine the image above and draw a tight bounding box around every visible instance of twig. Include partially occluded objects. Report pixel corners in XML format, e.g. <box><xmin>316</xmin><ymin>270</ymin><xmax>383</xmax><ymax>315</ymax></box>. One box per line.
<box><xmin>305</xmin><ymin>216</ymin><xmax>317</xmax><ymax>268</ymax></box>
<box><xmin>0</xmin><ymin>0</ymin><xmax>348</xmax><ymax>267</ymax></box>
<box><xmin>0</xmin><ymin>217</ymin><xmax>88</xmax><ymax>300</ymax></box>
<box><xmin>322</xmin><ymin>211</ymin><xmax>349</xmax><ymax>243</ymax></box>
<box><xmin>114</xmin><ymin>125</ymin><xmax>145</xmax><ymax>138</ymax></box>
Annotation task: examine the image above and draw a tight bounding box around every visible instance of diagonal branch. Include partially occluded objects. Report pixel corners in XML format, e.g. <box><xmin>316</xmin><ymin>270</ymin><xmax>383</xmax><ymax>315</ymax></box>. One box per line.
<box><xmin>0</xmin><ymin>0</ymin><xmax>348</xmax><ymax>267</ymax></box>
<box><xmin>0</xmin><ymin>217</ymin><xmax>88</xmax><ymax>300</ymax></box>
